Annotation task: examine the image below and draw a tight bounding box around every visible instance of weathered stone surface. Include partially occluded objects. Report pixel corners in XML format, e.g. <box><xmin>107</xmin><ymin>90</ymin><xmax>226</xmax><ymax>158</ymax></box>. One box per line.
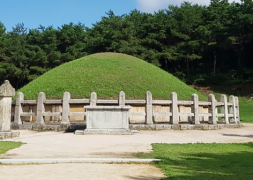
<box><xmin>229</xmin><ymin>95</ymin><xmax>237</xmax><ymax>123</ymax></box>
<box><xmin>0</xmin><ymin>80</ymin><xmax>15</xmax><ymax>132</ymax></box>
<box><xmin>172</xmin><ymin>124</ymin><xmax>181</xmax><ymax>130</ymax></box>
<box><xmin>193</xmin><ymin>124</ymin><xmax>203</xmax><ymax>130</ymax></box>
<box><xmin>0</xmin><ymin>131</ymin><xmax>20</xmax><ymax>140</ymax></box>
<box><xmin>36</xmin><ymin>92</ymin><xmax>46</xmax><ymax>125</ymax></box>
<box><xmin>62</xmin><ymin>92</ymin><xmax>70</xmax><ymax>125</ymax></box>
<box><xmin>70</xmin><ymin>105</ymin><xmax>86</xmax><ymax>121</ymax></box>
<box><xmin>90</xmin><ymin>92</ymin><xmax>97</xmax><ymax>106</ymax></box>
<box><xmin>192</xmin><ymin>94</ymin><xmax>200</xmax><ymax>124</ymax></box>
<box><xmin>208</xmin><ymin>94</ymin><xmax>217</xmax><ymax>124</ymax></box>
<box><xmin>171</xmin><ymin>92</ymin><xmax>179</xmax><ymax>124</ymax></box>
<box><xmin>220</xmin><ymin>94</ymin><xmax>229</xmax><ymax>124</ymax></box>
<box><xmin>163</xmin><ymin>125</ymin><xmax>172</xmax><ymax>130</ymax></box>
<box><xmin>179</xmin><ymin>106</ymin><xmax>191</xmax><ymax>122</ymax></box>
<box><xmin>0</xmin><ymin>80</ymin><xmax>15</xmax><ymax>97</ymax></box>
<box><xmin>119</xmin><ymin>91</ymin><xmax>125</xmax><ymax>106</ymax></box>
<box><xmin>81</xmin><ymin>129</ymin><xmax>133</xmax><ymax>135</ymax></box>
<box><xmin>181</xmin><ymin>124</ymin><xmax>195</xmax><ymax>130</ymax></box>
<box><xmin>199</xmin><ymin>107</ymin><xmax>208</xmax><ymax>121</ymax></box>
<box><xmin>208</xmin><ymin>125</ymin><xmax>218</xmax><ymax>130</ymax></box>
<box><xmin>146</xmin><ymin>91</ymin><xmax>153</xmax><ymax>125</ymax></box>
<box><xmin>0</xmin><ymin>97</ymin><xmax>12</xmax><ymax>131</ymax></box>
<box><xmin>202</xmin><ymin>124</ymin><xmax>209</xmax><ymax>130</ymax></box>
<box><xmin>235</xmin><ymin>97</ymin><xmax>240</xmax><ymax>122</ymax></box>
<box><xmin>155</xmin><ymin>124</ymin><xmax>164</xmax><ymax>130</ymax></box>
<box><xmin>14</xmin><ymin>92</ymin><xmax>24</xmax><ymax>125</ymax></box>
<box><xmin>129</xmin><ymin>106</ymin><xmax>145</xmax><ymax>123</ymax></box>
<box><xmin>153</xmin><ymin>105</ymin><xmax>170</xmax><ymax>123</ymax></box>
<box><xmin>84</xmin><ymin>106</ymin><xmax>131</xmax><ymax>134</ymax></box>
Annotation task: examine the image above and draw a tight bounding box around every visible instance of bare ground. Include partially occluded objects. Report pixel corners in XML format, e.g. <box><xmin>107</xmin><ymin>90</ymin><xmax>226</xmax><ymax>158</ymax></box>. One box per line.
<box><xmin>1</xmin><ymin>123</ymin><xmax>253</xmax><ymax>180</ymax></box>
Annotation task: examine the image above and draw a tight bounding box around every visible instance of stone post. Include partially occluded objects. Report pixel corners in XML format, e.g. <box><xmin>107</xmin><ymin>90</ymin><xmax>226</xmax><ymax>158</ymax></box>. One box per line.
<box><xmin>0</xmin><ymin>80</ymin><xmax>15</xmax><ymax>132</ymax></box>
<box><xmin>229</xmin><ymin>95</ymin><xmax>236</xmax><ymax>123</ymax></box>
<box><xmin>145</xmin><ymin>91</ymin><xmax>153</xmax><ymax>125</ymax></box>
<box><xmin>36</xmin><ymin>92</ymin><xmax>46</xmax><ymax>125</ymax></box>
<box><xmin>208</xmin><ymin>94</ymin><xmax>217</xmax><ymax>124</ymax></box>
<box><xmin>90</xmin><ymin>92</ymin><xmax>97</xmax><ymax>106</ymax></box>
<box><xmin>119</xmin><ymin>91</ymin><xmax>125</xmax><ymax>106</ymax></box>
<box><xmin>220</xmin><ymin>94</ymin><xmax>229</xmax><ymax>124</ymax></box>
<box><xmin>235</xmin><ymin>96</ymin><xmax>240</xmax><ymax>123</ymax></box>
<box><xmin>14</xmin><ymin>92</ymin><xmax>24</xmax><ymax>125</ymax></box>
<box><xmin>171</xmin><ymin>92</ymin><xmax>179</xmax><ymax>124</ymax></box>
<box><xmin>62</xmin><ymin>92</ymin><xmax>70</xmax><ymax>125</ymax></box>
<box><xmin>191</xmin><ymin>94</ymin><xmax>200</xmax><ymax>124</ymax></box>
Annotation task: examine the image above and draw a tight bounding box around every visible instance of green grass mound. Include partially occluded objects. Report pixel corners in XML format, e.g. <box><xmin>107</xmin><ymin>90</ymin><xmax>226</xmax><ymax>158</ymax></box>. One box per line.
<box><xmin>18</xmin><ymin>53</ymin><xmax>206</xmax><ymax>100</ymax></box>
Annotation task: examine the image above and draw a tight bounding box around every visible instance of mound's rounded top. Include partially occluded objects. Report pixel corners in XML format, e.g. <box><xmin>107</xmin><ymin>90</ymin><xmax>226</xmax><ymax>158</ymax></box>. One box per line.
<box><xmin>17</xmin><ymin>52</ymin><xmax>205</xmax><ymax>100</ymax></box>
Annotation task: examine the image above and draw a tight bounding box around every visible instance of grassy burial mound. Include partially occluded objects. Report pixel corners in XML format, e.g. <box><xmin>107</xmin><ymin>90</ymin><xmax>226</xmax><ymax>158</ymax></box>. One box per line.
<box><xmin>18</xmin><ymin>53</ymin><xmax>205</xmax><ymax>100</ymax></box>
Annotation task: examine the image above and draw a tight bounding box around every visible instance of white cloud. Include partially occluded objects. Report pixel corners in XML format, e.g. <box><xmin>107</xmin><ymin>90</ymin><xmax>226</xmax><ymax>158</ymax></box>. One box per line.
<box><xmin>136</xmin><ymin>0</ymin><xmax>242</xmax><ymax>13</ymax></box>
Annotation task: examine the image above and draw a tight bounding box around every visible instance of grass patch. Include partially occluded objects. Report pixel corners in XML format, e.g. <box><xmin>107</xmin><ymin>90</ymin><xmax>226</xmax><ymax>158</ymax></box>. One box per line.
<box><xmin>238</xmin><ymin>97</ymin><xmax>253</xmax><ymax>123</ymax></box>
<box><xmin>17</xmin><ymin>52</ymin><xmax>205</xmax><ymax>100</ymax></box>
<box><xmin>138</xmin><ymin>143</ymin><xmax>253</xmax><ymax>180</ymax></box>
<box><xmin>0</xmin><ymin>141</ymin><xmax>22</xmax><ymax>156</ymax></box>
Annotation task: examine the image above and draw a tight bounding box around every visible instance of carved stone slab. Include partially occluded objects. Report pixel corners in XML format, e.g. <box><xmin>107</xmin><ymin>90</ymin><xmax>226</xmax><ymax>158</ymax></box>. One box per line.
<box><xmin>0</xmin><ymin>80</ymin><xmax>15</xmax><ymax>97</ymax></box>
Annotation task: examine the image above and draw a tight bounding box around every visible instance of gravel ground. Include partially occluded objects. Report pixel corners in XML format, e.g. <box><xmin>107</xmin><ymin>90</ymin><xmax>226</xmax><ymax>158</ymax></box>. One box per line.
<box><xmin>1</xmin><ymin>123</ymin><xmax>253</xmax><ymax>180</ymax></box>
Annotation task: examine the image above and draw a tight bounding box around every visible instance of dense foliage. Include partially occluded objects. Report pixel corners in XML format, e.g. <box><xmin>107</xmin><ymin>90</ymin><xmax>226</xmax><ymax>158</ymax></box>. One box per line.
<box><xmin>1</xmin><ymin>0</ymin><xmax>253</xmax><ymax>89</ymax></box>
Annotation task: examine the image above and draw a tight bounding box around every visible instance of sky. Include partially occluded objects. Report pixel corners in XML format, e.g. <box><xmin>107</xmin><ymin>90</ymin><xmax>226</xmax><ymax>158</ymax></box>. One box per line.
<box><xmin>0</xmin><ymin>0</ymin><xmax>241</xmax><ymax>32</ymax></box>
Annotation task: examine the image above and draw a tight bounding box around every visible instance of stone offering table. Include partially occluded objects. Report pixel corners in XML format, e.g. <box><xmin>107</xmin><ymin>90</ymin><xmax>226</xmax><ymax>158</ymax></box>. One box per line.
<box><xmin>76</xmin><ymin>106</ymin><xmax>133</xmax><ymax>135</ymax></box>
<box><xmin>0</xmin><ymin>80</ymin><xmax>20</xmax><ymax>139</ymax></box>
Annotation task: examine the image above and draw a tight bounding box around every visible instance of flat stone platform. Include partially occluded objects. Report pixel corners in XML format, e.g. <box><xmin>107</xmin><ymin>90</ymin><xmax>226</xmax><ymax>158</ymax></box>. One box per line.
<box><xmin>0</xmin><ymin>131</ymin><xmax>20</xmax><ymax>140</ymax></box>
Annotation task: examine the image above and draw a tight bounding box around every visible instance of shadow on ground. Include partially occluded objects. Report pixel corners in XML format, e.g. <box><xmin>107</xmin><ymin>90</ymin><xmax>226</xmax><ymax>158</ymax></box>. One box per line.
<box><xmin>152</xmin><ymin>143</ymin><xmax>253</xmax><ymax>180</ymax></box>
<box><xmin>223</xmin><ymin>133</ymin><xmax>253</xmax><ymax>138</ymax></box>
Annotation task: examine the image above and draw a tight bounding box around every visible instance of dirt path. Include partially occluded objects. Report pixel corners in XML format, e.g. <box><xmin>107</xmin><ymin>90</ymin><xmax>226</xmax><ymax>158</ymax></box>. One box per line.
<box><xmin>0</xmin><ymin>163</ymin><xmax>164</xmax><ymax>180</ymax></box>
<box><xmin>2</xmin><ymin>123</ymin><xmax>253</xmax><ymax>159</ymax></box>
<box><xmin>1</xmin><ymin>123</ymin><xmax>253</xmax><ymax>179</ymax></box>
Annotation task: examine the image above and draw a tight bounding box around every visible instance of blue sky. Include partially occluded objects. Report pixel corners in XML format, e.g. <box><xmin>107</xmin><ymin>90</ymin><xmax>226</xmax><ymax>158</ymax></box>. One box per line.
<box><xmin>0</xmin><ymin>0</ymin><xmax>241</xmax><ymax>32</ymax></box>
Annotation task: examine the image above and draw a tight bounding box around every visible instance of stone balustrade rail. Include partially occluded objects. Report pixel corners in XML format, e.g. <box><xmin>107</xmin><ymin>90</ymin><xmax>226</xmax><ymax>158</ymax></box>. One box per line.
<box><xmin>10</xmin><ymin>91</ymin><xmax>241</xmax><ymax>131</ymax></box>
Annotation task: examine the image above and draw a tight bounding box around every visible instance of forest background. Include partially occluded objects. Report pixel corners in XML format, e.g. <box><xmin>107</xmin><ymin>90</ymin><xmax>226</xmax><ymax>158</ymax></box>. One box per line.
<box><xmin>0</xmin><ymin>0</ymin><xmax>252</xmax><ymax>92</ymax></box>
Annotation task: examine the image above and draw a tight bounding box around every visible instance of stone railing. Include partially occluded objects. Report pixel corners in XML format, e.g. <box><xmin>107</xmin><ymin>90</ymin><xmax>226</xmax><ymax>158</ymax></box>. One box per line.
<box><xmin>11</xmin><ymin>91</ymin><xmax>241</xmax><ymax>130</ymax></box>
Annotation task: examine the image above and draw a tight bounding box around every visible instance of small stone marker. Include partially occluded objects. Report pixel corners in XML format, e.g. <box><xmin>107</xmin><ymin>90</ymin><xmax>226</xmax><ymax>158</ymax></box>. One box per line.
<box><xmin>0</xmin><ymin>80</ymin><xmax>20</xmax><ymax>139</ymax></box>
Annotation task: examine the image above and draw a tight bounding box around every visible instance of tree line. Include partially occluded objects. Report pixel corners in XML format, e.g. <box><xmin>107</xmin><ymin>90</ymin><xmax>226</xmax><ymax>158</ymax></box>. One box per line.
<box><xmin>0</xmin><ymin>0</ymin><xmax>253</xmax><ymax>89</ymax></box>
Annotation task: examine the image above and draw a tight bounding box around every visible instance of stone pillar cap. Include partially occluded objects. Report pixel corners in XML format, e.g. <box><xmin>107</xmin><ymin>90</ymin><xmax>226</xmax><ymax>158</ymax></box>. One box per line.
<box><xmin>0</xmin><ymin>80</ymin><xmax>15</xmax><ymax>97</ymax></box>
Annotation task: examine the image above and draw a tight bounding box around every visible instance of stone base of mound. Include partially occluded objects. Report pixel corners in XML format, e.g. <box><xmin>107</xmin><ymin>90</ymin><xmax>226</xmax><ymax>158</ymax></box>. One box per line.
<box><xmin>0</xmin><ymin>131</ymin><xmax>20</xmax><ymax>140</ymax></box>
<box><xmin>75</xmin><ymin>129</ymin><xmax>138</xmax><ymax>135</ymax></box>
<box><xmin>11</xmin><ymin>123</ymin><xmax>86</xmax><ymax>132</ymax></box>
<box><xmin>130</xmin><ymin>123</ymin><xmax>243</xmax><ymax>130</ymax></box>
<box><xmin>10</xmin><ymin>122</ymin><xmax>242</xmax><ymax>132</ymax></box>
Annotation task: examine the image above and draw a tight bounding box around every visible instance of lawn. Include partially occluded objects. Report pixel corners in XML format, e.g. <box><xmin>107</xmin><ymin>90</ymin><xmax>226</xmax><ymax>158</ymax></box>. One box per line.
<box><xmin>238</xmin><ymin>97</ymin><xmax>253</xmax><ymax>123</ymax></box>
<box><xmin>0</xmin><ymin>141</ymin><xmax>22</xmax><ymax>156</ymax></box>
<box><xmin>138</xmin><ymin>143</ymin><xmax>253</xmax><ymax>180</ymax></box>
